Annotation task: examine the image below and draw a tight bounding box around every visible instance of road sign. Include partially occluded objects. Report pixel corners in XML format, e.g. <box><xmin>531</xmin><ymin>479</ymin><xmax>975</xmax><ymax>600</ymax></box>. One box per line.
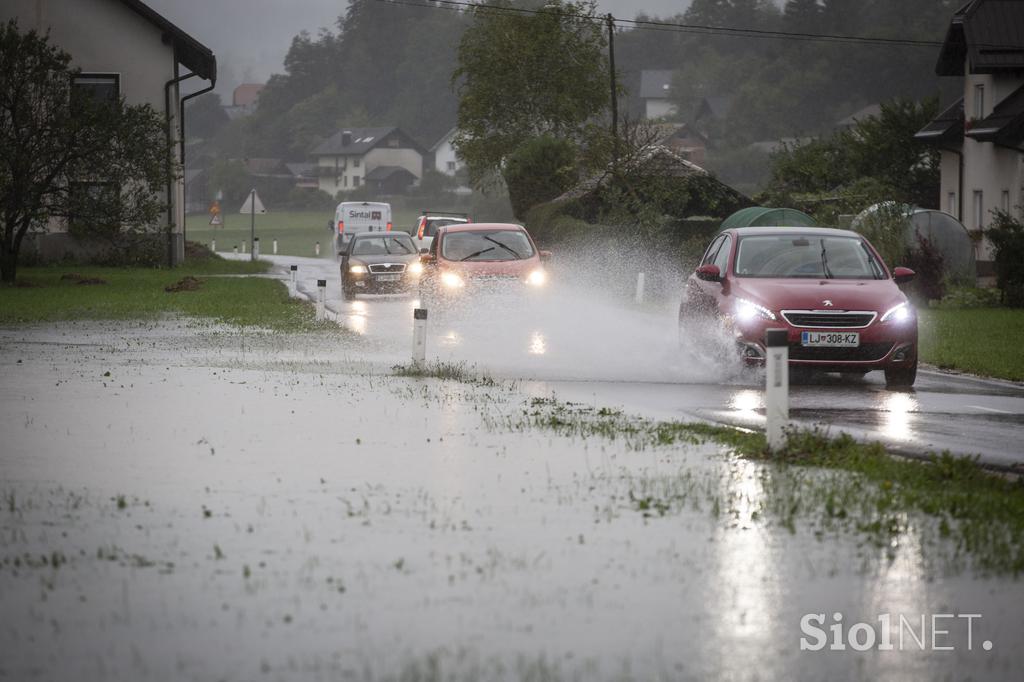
<box><xmin>209</xmin><ymin>214</ymin><xmax>222</xmax><ymax>226</ymax></box>
<box><xmin>239</xmin><ymin>190</ymin><xmax>267</xmax><ymax>215</ymax></box>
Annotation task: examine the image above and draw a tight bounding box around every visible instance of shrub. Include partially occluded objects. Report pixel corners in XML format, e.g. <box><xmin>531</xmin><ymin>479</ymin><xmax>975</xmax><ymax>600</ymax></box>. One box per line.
<box><xmin>903</xmin><ymin>232</ymin><xmax>945</xmax><ymax>303</ymax></box>
<box><xmin>988</xmin><ymin>210</ymin><xmax>1024</xmax><ymax>307</ymax></box>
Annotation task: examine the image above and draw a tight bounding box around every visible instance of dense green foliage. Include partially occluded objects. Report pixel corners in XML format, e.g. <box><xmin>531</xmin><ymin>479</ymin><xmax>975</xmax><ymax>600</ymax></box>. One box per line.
<box><xmin>502</xmin><ymin>136</ymin><xmax>579</xmax><ymax>219</ymax></box>
<box><xmin>0</xmin><ymin>20</ymin><xmax>174</xmax><ymax>282</ymax></box>
<box><xmin>988</xmin><ymin>210</ymin><xmax>1024</xmax><ymax>307</ymax></box>
<box><xmin>453</xmin><ymin>0</ymin><xmax>609</xmax><ymax>188</ymax></box>
<box><xmin>760</xmin><ymin>99</ymin><xmax>941</xmax><ymax>223</ymax></box>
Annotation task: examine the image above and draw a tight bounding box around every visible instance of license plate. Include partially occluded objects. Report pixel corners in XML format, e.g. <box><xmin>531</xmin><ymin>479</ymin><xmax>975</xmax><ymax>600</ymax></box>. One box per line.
<box><xmin>801</xmin><ymin>331</ymin><xmax>859</xmax><ymax>347</ymax></box>
<box><xmin>375</xmin><ymin>274</ymin><xmax>401</xmax><ymax>282</ymax></box>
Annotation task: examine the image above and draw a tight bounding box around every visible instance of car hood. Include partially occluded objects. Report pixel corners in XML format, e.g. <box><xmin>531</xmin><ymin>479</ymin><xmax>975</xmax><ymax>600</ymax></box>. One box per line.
<box><xmin>442</xmin><ymin>256</ymin><xmax>539</xmax><ymax>277</ymax></box>
<box><xmin>730</xmin><ymin>277</ymin><xmax>906</xmax><ymax>312</ymax></box>
<box><xmin>350</xmin><ymin>252</ymin><xmax>418</xmax><ymax>265</ymax></box>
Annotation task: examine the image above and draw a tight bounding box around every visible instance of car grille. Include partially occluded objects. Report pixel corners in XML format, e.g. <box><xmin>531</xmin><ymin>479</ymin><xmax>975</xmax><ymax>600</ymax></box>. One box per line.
<box><xmin>781</xmin><ymin>310</ymin><xmax>877</xmax><ymax>328</ymax></box>
<box><xmin>368</xmin><ymin>263</ymin><xmax>406</xmax><ymax>274</ymax></box>
<box><xmin>789</xmin><ymin>342</ymin><xmax>893</xmax><ymax>362</ymax></box>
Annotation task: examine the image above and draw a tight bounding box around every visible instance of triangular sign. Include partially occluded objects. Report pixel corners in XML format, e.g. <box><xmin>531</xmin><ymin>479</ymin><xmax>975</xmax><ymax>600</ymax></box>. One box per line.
<box><xmin>239</xmin><ymin>190</ymin><xmax>267</xmax><ymax>215</ymax></box>
<box><xmin>209</xmin><ymin>214</ymin><xmax>222</xmax><ymax>226</ymax></box>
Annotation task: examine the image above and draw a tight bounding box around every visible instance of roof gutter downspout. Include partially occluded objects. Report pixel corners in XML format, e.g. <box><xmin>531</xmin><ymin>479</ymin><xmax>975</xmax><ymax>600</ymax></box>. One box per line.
<box><xmin>179</xmin><ymin>79</ymin><xmax>216</xmax><ymax>248</ymax></box>
<box><xmin>164</xmin><ymin>63</ymin><xmax>197</xmax><ymax>266</ymax></box>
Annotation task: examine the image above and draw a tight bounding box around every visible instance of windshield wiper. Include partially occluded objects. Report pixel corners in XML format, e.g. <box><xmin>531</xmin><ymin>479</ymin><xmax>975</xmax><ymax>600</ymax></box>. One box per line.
<box><xmin>820</xmin><ymin>239</ymin><xmax>833</xmax><ymax>279</ymax></box>
<box><xmin>484</xmin><ymin>236</ymin><xmax>522</xmax><ymax>259</ymax></box>
<box><xmin>461</xmin><ymin>247</ymin><xmax>494</xmax><ymax>261</ymax></box>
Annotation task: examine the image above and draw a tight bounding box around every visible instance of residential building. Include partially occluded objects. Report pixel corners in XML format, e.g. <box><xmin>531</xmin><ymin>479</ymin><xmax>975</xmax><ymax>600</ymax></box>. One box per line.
<box><xmin>310</xmin><ymin>127</ymin><xmax>426</xmax><ymax>196</ymax></box>
<box><xmin>640</xmin><ymin>70</ymin><xmax>676</xmax><ymax>120</ymax></box>
<box><xmin>653</xmin><ymin>123</ymin><xmax>708</xmax><ymax>166</ymax></box>
<box><xmin>224</xmin><ymin>82</ymin><xmax>263</xmax><ymax>119</ymax></box>
<box><xmin>915</xmin><ymin>0</ymin><xmax>1024</xmax><ymax>274</ymax></box>
<box><xmin>1</xmin><ymin>0</ymin><xmax>216</xmax><ymax>265</ymax></box>
<box><xmin>430</xmin><ymin>128</ymin><xmax>463</xmax><ymax>177</ymax></box>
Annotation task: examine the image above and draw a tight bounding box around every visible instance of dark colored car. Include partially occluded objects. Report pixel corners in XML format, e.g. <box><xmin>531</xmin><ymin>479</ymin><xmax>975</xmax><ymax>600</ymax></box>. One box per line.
<box><xmin>340</xmin><ymin>232</ymin><xmax>422</xmax><ymax>300</ymax></box>
<box><xmin>418</xmin><ymin>222</ymin><xmax>550</xmax><ymax>300</ymax></box>
<box><xmin>679</xmin><ymin>226</ymin><xmax>918</xmax><ymax>387</ymax></box>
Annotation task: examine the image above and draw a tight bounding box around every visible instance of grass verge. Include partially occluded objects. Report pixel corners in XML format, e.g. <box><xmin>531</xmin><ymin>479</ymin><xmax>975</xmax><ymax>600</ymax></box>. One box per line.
<box><xmin>392</xmin><ymin>360</ymin><xmax>497</xmax><ymax>386</ymax></box>
<box><xmin>0</xmin><ymin>257</ymin><xmax>327</xmax><ymax>331</ymax></box>
<box><xmin>918</xmin><ymin>307</ymin><xmax>1024</xmax><ymax>381</ymax></box>
<box><xmin>518</xmin><ymin>397</ymin><xmax>1024</xmax><ymax>575</ymax></box>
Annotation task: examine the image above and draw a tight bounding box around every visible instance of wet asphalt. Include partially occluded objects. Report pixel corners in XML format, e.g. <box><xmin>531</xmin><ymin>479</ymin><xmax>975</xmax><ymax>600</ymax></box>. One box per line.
<box><xmin>270</xmin><ymin>253</ymin><xmax>1024</xmax><ymax>469</ymax></box>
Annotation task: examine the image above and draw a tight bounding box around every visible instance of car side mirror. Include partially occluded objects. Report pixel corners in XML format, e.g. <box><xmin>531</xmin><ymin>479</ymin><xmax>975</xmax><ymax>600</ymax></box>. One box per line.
<box><xmin>696</xmin><ymin>264</ymin><xmax>722</xmax><ymax>282</ymax></box>
<box><xmin>539</xmin><ymin>250</ymin><xmax>552</xmax><ymax>262</ymax></box>
<box><xmin>893</xmin><ymin>266</ymin><xmax>916</xmax><ymax>284</ymax></box>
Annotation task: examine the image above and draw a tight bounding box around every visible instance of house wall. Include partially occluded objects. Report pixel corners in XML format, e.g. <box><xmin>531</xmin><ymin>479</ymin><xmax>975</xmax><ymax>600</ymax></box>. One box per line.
<box><xmin>1</xmin><ymin>0</ymin><xmax>185</xmax><ymax>262</ymax></box>
<box><xmin>645</xmin><ymin>99</ymin><xmax>675</xmax><ymax>120</ymax></box>
<box><xmin>433</xmin><ymin>135</ymin><xmax>463</xmax><ymax>176</ymax></box>
<box><xmin>365</xmin><ymin>148</ymin><xmax>423</xmax><ymax>182</ymax></box>
<box><xmin>961</xmin><ymin>69</ymin><xmax>1024</xmax><ymax>262</ymax></box>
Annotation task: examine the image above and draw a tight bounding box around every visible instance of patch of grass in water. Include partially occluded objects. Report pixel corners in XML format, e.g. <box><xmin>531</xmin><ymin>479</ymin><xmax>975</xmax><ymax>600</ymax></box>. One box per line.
<box><xmin>522</xmin><ymin>395</ymin><xmax>1024</xmax><ymax>575</ymax></box>
<box><xmin>392</xmin><ymin>360</ymin><xmax>496</xmax><ymax>386</ymax></box>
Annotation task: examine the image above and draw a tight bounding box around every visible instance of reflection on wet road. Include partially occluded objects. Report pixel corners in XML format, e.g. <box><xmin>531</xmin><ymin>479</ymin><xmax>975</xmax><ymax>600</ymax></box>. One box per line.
<box><xmin>280</xmin><ymin>254</ymin><xmax>1024</xmax><ymax>467</ymax></box>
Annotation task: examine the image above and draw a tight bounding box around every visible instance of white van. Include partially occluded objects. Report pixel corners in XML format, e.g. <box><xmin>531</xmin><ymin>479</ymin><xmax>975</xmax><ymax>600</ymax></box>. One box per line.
<box><xmin>330</xmin><ymin>201</ymin><xmax>392</xmax><ymax>255</ymax></box>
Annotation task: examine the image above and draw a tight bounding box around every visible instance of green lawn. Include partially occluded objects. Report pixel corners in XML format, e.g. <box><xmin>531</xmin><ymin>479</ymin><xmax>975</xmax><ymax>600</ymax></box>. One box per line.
<box><xmin>0</xmin><ymin>258</ymin><xmax>325</xmax><ymax>331</ymax></box>
<box><xmin>185</xmin><ymin>207</ymin><xmax>422</xmax><ymax>258</ymax></box>
<box><xmin>918</xmin><ymin>308</ymin><xmax>1024</xmax><ymax>381</ymax></box>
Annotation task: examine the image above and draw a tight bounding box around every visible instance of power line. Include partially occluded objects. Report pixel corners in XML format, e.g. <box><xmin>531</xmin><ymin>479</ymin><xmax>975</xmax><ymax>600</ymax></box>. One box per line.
<box><xmin>372</xmin><ymin>0</ymin><xmax>946</xmax><ymax>48</ymax></box>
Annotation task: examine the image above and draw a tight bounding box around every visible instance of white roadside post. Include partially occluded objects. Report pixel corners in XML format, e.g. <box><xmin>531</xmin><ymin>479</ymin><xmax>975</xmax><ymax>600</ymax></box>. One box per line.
<box><xmin>232</xmin><ymin>245</ymin><xmax>238</xmax><ymax>256</ymax></box>
<box><xmin>289</xmin><ymin>264</ymin><xmax>297</xmax><ymax>293</ymax></box>
<box><xmin>211</xmin><ymin>238</ymin><xmax>216</xmax><ymax>253</ymax></box>
<box><xmin>242</xmin><ymin>240</ymin><xmax>247</xmax><ymax>254</ymax></box>
<box><xmin>412</xmin><ymin>308</ymin><xmax>428</xmax><ymax>366</ymax></box>
<box><xmin>765</xmin><ymin>328</ymin><xmax>790</xmax><ymax>451</ymax></box>
<box><xmin>315</xmin><ymin>241</ymin><xmax>321</xmax><ymax>257</ymax></box>
<box><xmin>635</xmin><ymin>272</ymin><xmax>646</xmax><ymax>305</ymax></box>
<box><xmin>316</xmin><ymin>279</ymin><xmax>327</xmax><ymax>321</ymax></box>
<box><xmin>273</xmin><ymin>239</ymin><xmax>278</xmax><ymax>255</ymax></box>
<box><xmin>252</xmin><ymin>237</ymin><xmax>260</xmax><ymax>260</ymax></box>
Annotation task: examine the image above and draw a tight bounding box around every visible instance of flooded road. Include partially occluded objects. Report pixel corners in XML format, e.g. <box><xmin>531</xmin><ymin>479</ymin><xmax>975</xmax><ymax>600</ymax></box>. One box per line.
<box><xmin>2</xmin><ymin>319</ymin><xmax>1023</xmax><ymax>681</ymax></box>
<box><xmin>281</xmin><ymin>254</ymin><xmax>1024</xmax><ymax>468</ymax></box>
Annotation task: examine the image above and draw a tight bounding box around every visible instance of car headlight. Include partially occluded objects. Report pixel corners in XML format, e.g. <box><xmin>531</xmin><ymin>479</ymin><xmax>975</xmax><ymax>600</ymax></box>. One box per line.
<box><xmin>526</xmin><ymin>268</ymin><xmax>547</xmax><ymax>286</ymax></box>
<box><xmin>880</xmin><ymin>302</ymin><xmax>912</xmax><ymax>323</ymax></box>
<box><xmin>407</xmin><ymin>261</ymin><xmax>424</xmax><ymax>276</ymax></box>
<box><xmin>735</xmin><ymin>297</ymin><xmax>776</xmax><ymax>322</ymax></box>
<box><xmin>440</xmin><ymin>271</ymin><xmax>464</xmax><ymax>289</ymax></box>
<box><xmin>349</xmin><ymin>264</ymin><xmax>367</xmax><ymax>274</ymax></box>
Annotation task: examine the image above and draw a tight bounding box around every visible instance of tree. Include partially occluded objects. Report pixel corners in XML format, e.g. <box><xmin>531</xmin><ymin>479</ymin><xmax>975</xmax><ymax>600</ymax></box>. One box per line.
<box><xmin>185</xmin><ymin>92</ymin><xmax>228</xmax><ymax>140</ymax></box>
<box><xmin>502</xmin><ymin>135</ymin><xmax>578</xmax><ymax>219</ymax></box>
<box><xmin>0</xmin><ymin>20</ymin><xmax>173</xmax><ymax>282</ymax></box>
<box><xmin>453</xmin><ymin>0</ymin><xmax>609</xmax><ymax>188</ymax></box>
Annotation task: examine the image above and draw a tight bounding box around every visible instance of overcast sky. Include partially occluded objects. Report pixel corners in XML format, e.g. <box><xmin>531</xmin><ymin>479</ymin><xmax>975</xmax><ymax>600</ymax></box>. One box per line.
<box><xmin>145</xmin><ymin>0</ymin><xmax>692</xmax><ymax>97</ymax></box>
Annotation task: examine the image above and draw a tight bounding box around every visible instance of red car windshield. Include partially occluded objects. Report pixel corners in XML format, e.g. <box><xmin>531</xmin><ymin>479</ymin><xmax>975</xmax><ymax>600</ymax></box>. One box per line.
<box><xmin>734</xmin><ymin>235</ymin><xmax>885</xmax><ymax>279</ymax></box>
<box><xmin>442</xmin><ymin>230</ymin><xmax>535</xmax><ymax>261</ymax></box>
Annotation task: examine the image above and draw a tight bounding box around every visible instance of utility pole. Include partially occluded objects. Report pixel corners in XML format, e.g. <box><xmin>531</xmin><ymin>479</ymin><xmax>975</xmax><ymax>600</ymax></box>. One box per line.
<box><xmin>607</xmin><ymin>13</ymin><xmax>619</xmax><ymax>166</ymax></box>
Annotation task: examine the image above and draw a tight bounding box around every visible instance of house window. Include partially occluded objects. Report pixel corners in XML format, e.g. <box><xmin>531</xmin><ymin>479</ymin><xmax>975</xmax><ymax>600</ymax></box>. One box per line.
<box><xmin>447</xmin><ymin>161</ymin><xmax>456</xmax><ymax>172</ymax></box>
<box><xmin>353</xmin><ymin>157</ymin><xmax>360</xmax><ymax>168</ymax></box>
<box><xmin>1002</xmin><ymin>189</ymin><xmax>1011</xmax><ymax>214</ymax></box>
<box><xmin>353</xmin><ymin>176</ymin><xmax>360</xmax><ymax>187</ymax></box>
<box><xmin>387</xmin><ymin>137</ymin><xmax>399</xmax><ymax>148</ymax></box>
<box><xmin>974</xmin><ymin>84</ymin><xmax>985</xmax><ymax>118</ymax></box>
<box><xmin>973</xmin><ymin>190</ymin><xmax>984</xmax><ymax>229</ymax></box>
<box><xmin>947</xmin><ymin>192</ymin><xmax>957</xmax><ymax>217</ymax></box>
<box><xmin>342</xmin><ymin>175</ymin><xmax>348</xmax><ymax>188</ymax></box>
<box><xmin>71</xmin><ymin>73</ymin><xmax>119</xmax><ymax>110</ymax></box>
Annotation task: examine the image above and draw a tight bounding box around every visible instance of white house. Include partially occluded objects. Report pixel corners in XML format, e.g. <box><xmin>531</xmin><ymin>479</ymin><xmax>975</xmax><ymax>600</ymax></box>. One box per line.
<box><xmin>915</xmin><ymin>0</ymin><xmax>1024</xmax><ymax>276</ymax></box>
<box><xmin>430</xmin><ymin>128</ymin><xmax>463</xmax><ymax>177</ymax></box>
<box><xmin>640</xmin><ymin>70</ymin><xmax>676</xmax><ymax>120</ymax></box>
<box><xmin>311</xmin><ymin>127</ymin><xmax>426</xmax><ymax>196</ymax></box>
<box><xmin>1</xmin><ymin>0</ymin><xmax>216</xmax><ymax>265</ymax></box>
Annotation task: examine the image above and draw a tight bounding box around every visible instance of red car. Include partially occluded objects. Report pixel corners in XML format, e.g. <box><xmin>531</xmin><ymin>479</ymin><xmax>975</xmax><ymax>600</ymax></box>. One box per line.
<box><xmin>418</xmin><ymin>222</ymin><xmax>550</xmax><ymax>298</ymax></box>
<box><xmin>679</xmin><ymin>227</ymin><xmax>918</xmax><ymax>387</ymax></box>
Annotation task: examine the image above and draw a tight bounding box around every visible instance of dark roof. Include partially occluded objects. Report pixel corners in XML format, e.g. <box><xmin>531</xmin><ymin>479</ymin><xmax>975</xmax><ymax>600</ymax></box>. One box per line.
<box><xmin>936</xmin><ymin>0</ymin><xmax>1024</xmax><ymax>75</ymax></box>
<box><xmin>364</xmin><ymin>165</ymin><xmax>417</xmax><ymax>182</ymax></box>
<box><xmin>119</xmin><ymin>0</ymin><xmax>216</xmax><ymax>81</ymax></box>
<box><xmin>285</xmin><ymin>162</ymin><xmax>314</xmax><ymax>178</ymax></box>
<box><xmin>311</xmin><ymin>127</ymin><xmax>426</xmax><ymax>156</ymax></box>
<box><xmin>967</xmin><ymin>83</ymin><xmax>1024</xmax><ymax>144</ymax></box>
<box><xmin>639</xmin><ymin>70</ymin><xmax>674</xmax><ymax>99</ymax></box>
<box><xmin>693</xmin><ymin>96</ymin><xmax>734</xmax><ymax>122</ymax></box>
<box><xmin>914</xmin><ymin>97</ymin><xmax>965</xmax><ymax>146</ymax></box>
